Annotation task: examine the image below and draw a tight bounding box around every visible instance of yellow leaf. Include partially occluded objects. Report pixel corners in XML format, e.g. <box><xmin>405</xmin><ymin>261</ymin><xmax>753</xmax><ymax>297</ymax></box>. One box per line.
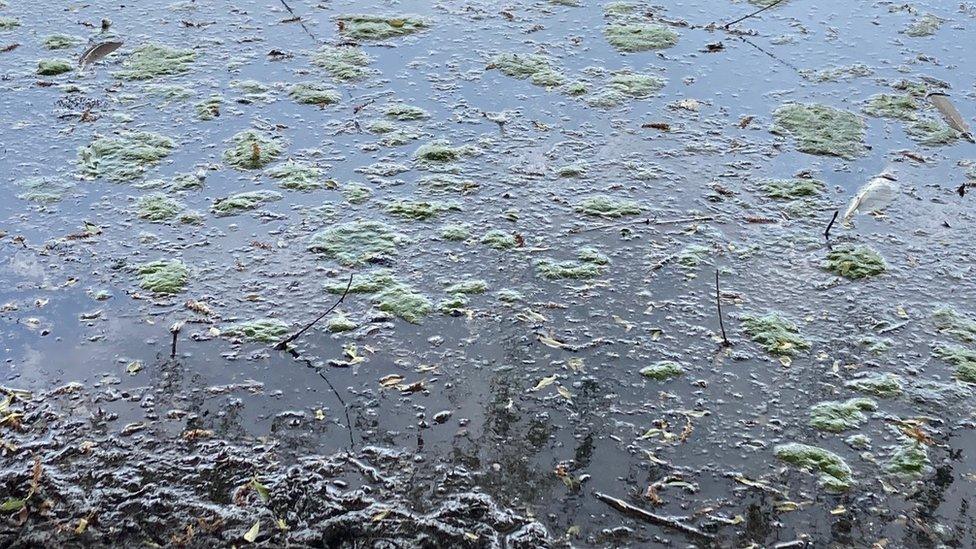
<box><xmin>556</xmin><ymin>385</ymin><xmax>572</xmax><ymax>401</ymax></box>
<box><xmin>463</xmin><ymin>532</ymin><xmax>479</xmax><ymax>541</ymax></box>
<box><xmin>537</xmin><ymin>335</ymin><xmax>568</xmax><ymax>349</ymax></box>
<box><xmin>531</xmin><ymin>375</ymin><xmax>557</xmax><ymax>392</ymax></box>
<box><xmin>830</xmin><ymin>505</ymin><xmax>846</xmax><ymax>515</ymax></box>
<box><xmin>566</xmin><ymin>358</ymin><xmax>584</xmax><ymax>373</ymax></box>
<box><xmin>372</xmin><ymin>508</ymin><xmax>391</xmax><ymax>522</ymax></box>
<box><xmin>243</xmin><ymin>520</ymin><xmax>260</xmax><ymax>543</ymax></box>
<box><xmin>779</xmin><ymin>356</ymin><xmax>792</xmax><ymax>368</ymax></box>
<box><xmin>315</xmin><ymin>409</ymin><xmax>325</xmax><ymax>421</ymax></box>
<box><xmin>75</xmin><ymin>518</ymin><xmax>88</xmax><ymax>534</ymax></box>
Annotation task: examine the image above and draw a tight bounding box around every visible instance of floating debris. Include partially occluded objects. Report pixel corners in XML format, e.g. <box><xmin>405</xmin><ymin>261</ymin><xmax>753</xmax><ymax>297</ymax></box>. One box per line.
<box><xmin>336</xmin><ymin>14</ymin><xmax>429</xmax><ymax>40</ymax></box>
<box><xmin>808</xmin><ymin>398</ymin><xmax>877</xmax><ymax>432</ymax></box>
<box><xmin>771</xmin><ymin>103</ymin><xmax>866</xmax><ymax>158</ymax></box>
<box><xmin>574</xmin><ymin>195</ymin><xmax>641</xmax><ymax>218</ymax></box>
<box><xmin>308</xmin><ymin>221</ymin><xmax>409</xmax><ymax>266</ymax></box>
<box><xmin>639</xmin><ymin>361</ymin><xmax>684</xmax><ymax>381</ymax></box>
<box><xmin>266</xmin><ymin>160</ymin><xmax>328</xmax><ymax>191</ymax></box>
<box><xmin>845</xmin><ymin>373</ymin><xmax>904</xmax><ymax>398</ymax></box>
<box><xmin>741</xmin><ymin>313</ymin><xmax>810</xmax><ymax>357</ymax></box>
<box><xmin>36</xmin><ymin>58</ymin><xmax>73</xmax><ymax>75</ymax></box>
<box><xmin>311</xmin><ymin>46</ymin><xmax>372</xmax><ymax>81</ymax></box>
<box><xmin>761</xmin><ymin>178</ymin><xmax>824</xmax><ymax>200</ymax></box>
<box><xmin>823</xmin><ymin>245</ymin><xmax>886</xmax><ymax>280</ymax></box>
<box><xmin>114</xmin><ymin>43</ymin><xmax>194</xmax><ymax>80</ymax></box>
<box><xmin>222</xmin><ymin>130</ymin><xmax>283</xmax><ymax>170</ymax></box>
<box><xmin>212</xmin><ymin>190</ymin><xmax>283</xmax><ymax>216</ymax></box>
<box><xmin>78</xmin><ymin>132</ymin><xmax>176</xmax><ymax>182</ymax></box>
<box><xmin>224</xmin><ymin>318</ymin><xmax>290</xmax><ymax>343</ymax></box>
<box><xmin>136</xmin><ymin>193</ymin><xmax>184</xmax><ymax>222</ymax></box>
<box><xmin>604</xmin><ymin>24</ymin><xmax>678</xmax><ymax>52</ymax></box>
<box><xmin>774</xmin><ymin>443</ymin><xmax>853</xmax><ymax>492</ymax></box>
<box><xmin>488</xmin><ymin>53</ymin><xmax>566</xmax><ymax>87</ymax></box>
<box><xmin>135</xmin><ymin>260</ymin><xmax>189</xmax><ymax>294</ymax></box>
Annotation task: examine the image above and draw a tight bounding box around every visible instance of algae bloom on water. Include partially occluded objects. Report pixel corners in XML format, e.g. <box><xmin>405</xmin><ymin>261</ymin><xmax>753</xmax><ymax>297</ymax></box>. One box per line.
<box><xmin>335</xmin><ymin>14</ymin><xmax>429</xmax><ymax>40</ymax></box>
<box><xmin>224</xmin><ymin>318</ymin><xmax>289</xmax><ymax>343</ymax></box>
<box><xmin>774</xmin><ymin>443</ymin><xmax>853</xmax><ymax>492</ymax></box>
<box><xmin>78</xmin><ymin>132</ymin><xmax>176</xmax><ymax>182</ymax></box>
<box><xmin>266</xmin><ymin>160</ymin><xmax>328</xmax><ymax>191</ymax></box>
<box><xmin>114</xmin><ymin>44</ymin><xmax>195</xmax><ymax>80</ymax></box>
<box><xmin>488</xmin><ymin>53</ymin><xmax>566</xmax><ymax>88</ymax></box>
<box><xmin>808</xmin><ymin>398</ymin><xmax>877</xmax><ymax>432</ymax></box>
<box><xmin>288</xmin><ymin>82</ymin><xmax>341</xmax><ymax>106</ymax></box>
<box><xmin>222</xmin><ymin>130</ymin><xmax>283</xmax><ymax>170</ymax></box>
<box><xmin>771</xmin><ymin>103</ymin><xmax>866</xmax><ymax>159</ymax></box>
<box><xmin>823</xmin><ymin>245</ymin><xmax>886</xmax><ymax>280</ymax></box>
<box><xmin>639</xmin><ymin>361</ymin><xmax>684</xmax><ymax>381</ymax></box>
<box><xmin>574</xmin><ymin>195</ymin><xmax>640</xmax><ymax>218</ymax></box>
<box><xmin>308</xmin><ymin>221</ymin><xmax>409</xmax><ymax>266</ymax></box>
<box><xmin>761</xmin><ymin>178</ymin><xmax>824</xmax><ymax>200</ymax></box>
<box><xmin>604</xmin><ymin>24</ymin><xmax>678</xmax><ymax>52</ymax></box>
<box><xmin>37</xmin><ymin>59</ymin><xmax>73</xmax><ymax>76</ymax></box>
<box><xmin>741</xmin><ymin>312</ymin><xmax>810</xmax><ymax>356</ymax></box>
<box><xmin>212</xmin><ymin>190</ymin><xmax>283</xmax><ymax>216</ymax></box>
<box><xmin>137</xmin><ymin>193</ymin><xmax>184</xmax><ymax>222</ymax></box>
<box><xmin>311</xmin><ymin>46</ymin><xmax>373</xmax><ymax>81</ymax></box>
<box><xmin>135</xmin><ymin>260</ymin><xmax>188</xmax><ymax>295</ymax></box>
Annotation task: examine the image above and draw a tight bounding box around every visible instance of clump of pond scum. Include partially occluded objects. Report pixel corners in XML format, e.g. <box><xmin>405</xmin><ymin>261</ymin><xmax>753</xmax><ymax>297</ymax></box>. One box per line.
<box><xmin>574</xmin><ymin>195</ymin><xmax>640</xmax><ymax>217</ymax></box>
<box><xmin>488</xmin><ymin>53</ymin><xmax>566</xmax><ymax>87</ymax></box>
<box><xmin>845</xmin><ymin>373</ymin><xmax>904</xmax><ymax>398</ymax></box>
<box><xmin>771</xmin><ymin>103</ymin><xmax>866</xmax><ymax>158</ymax></box>
<box><xmin>741</xmin><ymin>312</ymin><xmax>810</xmax><ymax>356</ymax></box>
<box><xmin>823</xmin><ymin>245</ymin><xmax>886</xmax><ymax>279</ymax></box>
<box><xmin>266</xmin><ymin>160</ymin><xmax>327</xmax><ymax>191</ymax></box>
<box><xmin>78</xmin><ymin>132</ymin><xmax>176</xmax><ymax>182</ymax></box>
<box><xmin>288</xmin><ymin>82</ymin><xmax>340</xmax><ymax>106</ymax></box>
<box><xmin>224</xmin><ymin>318</ymin><xmax>290</xmax><ymax>343</ymax></box>
<box><xmin>775</xmin><ymin>443</ymin><xmax>853</xmax><ymax>492</ymax></box>
<box><xmin>211</xmin><ymin>190</ymin><xmax>282</xmax><ymax>216</ymax></box>
<box><xmin>222</xmin><ymin>130</ymin><xmax>283</xmax><ymax>169</ymax></box>
<box><xmin>808</xmin><ymin>398</ymin><xmax>877</xmax><ymax>432</ymax></box>
<box><xmin>36</xmin><ymin>58</ymin><xmax>73</xmax><ymax>76</ymax></box>
<box><xmin>311</xmin><ymin>46</ymin><xmax>373</xmax><ymax>80</ymax></box>
<box><xmin>639</xmin><ymin>361</ymin><xmax>684</xmax><ymax>380</ymax></box>
<box><xmin>604</xmin><ymin>24</ymin><xmax>679</xmax><ymax>52</ymax></box>
<box><xmin>335</xmin><ymin>14</ymin><xmax>429</xmax><ymax>40</ymax></box>
<box><xmin>761</xmin><ymin>178</ymin><xmax>824</xmax><ymax>199</ymax></box>
<box><xmin>114</xmin><ymin>44</ymin><xmax>195</xmax><ymax>80</ymax></box>
<box><xmin>134</xmin><ymin>260</ymin><xmax>188</xmax><ymax>294</ymax></box>
<box><xmin>308</xmin><ymin>221</ymin><xmax>409</xmax><ymax>266</ymax></box>
<box><xmin>136</xmin><ymin>192</ymin><xmax>183</xmax><ymax>222</ymax></box>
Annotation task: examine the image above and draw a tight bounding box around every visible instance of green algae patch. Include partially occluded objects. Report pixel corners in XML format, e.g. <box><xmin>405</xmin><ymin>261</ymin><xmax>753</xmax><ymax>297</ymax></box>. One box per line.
<box><xmin>115</xmin><ymin>44</ymin><xmax>195</xmax><ymax>80</ymax></box>
<box><xmin>771</xmin><ymin>103</ymin><xmax>866</xmax><ymax>159</ymax></box>
<box><xmin>37</xmin><ymin>59</ymin><xmax>73</xmax><ymax>76</ymax></box>
<box><xmin>308</xmin><ymin>221</ymin><xmax>408</xmax><ymax>266</ymax></box>
<box><xmin>639</xmin><ymin>361</ymin><xmax>684</xmax><ymax>381</ymax></box>
<box><xmin>385</xmin><ymin>200</ymin><xmax>460</xmax><ymax>221</ymax></box>
<box><xmin>135</xmin><ymin>260</ymin><xmax>189</xmax><ymax>295</ymax></box>
<box><xmin>933</xmin><ymin>344</ymin><xmax>976</xmax><ymax>383</ymax></box>
<box><xmin>774</xmin><ymin>443</ymin><xmax>853</xmax><ymax>492</ymax></box>
<box><xmin>536</xmin><ymin>249</ymin><xmax>609</xmax><ymax>280</ymax></box>
<box><xmin>384</xmin><ymin>103</ymin><xmax>429</xmax><ymax>121</ymax></box>
<box><xmin>605</xmin><ymin>24</ymin><xmax>678</xmax><ymax>52</ymax></box>
<box><xmin>488</xmin><ymin>53</ymin><xmax>566</xmax><ymax>88</ymax></box>
<box><xmin>845</xmin><ymin>373</ymin><xmax>904</xmax><ymax>398</ymax></box>
<box><xmin>906</xmin><ymin>117</ymin><xmax>960</xmax><ymax>146</ymax></box>
<box><xmin>587</xmin><ymin>72</ymin><xmax>665</xmax><ymax>108</ymax></box>
<box><xmin>78</xmin><ymin>132</ymin><xmax>176</xmax><ymax>182</ymax></box>
<box><xmin>224</xmin><ymin>318</ymin><xmax>289</xmax><ymax>343</ymax></box>
<box><xmin>266</xmin><ymin>160</ymin><xmax>327</xmax><ymax>191</ymax></box>
<box><xmin>762</xmin><ymin>178</ymin><xmax>824</xmax><ymax>200</ymax></box>
<box><xmin>326</xmin><ymin>270</ymin><xmax>399</xmax><ymax>294</ymax></box>
<box><xmin>823</xmin><ymin>245</ymin><xmax>886</xmax><ymax>280</ymax></box>
<box><xmin>0</xmin><ymin>17</ymin><xmax>20</xmax><ymax>31</ymax></box>
<box><xmin>741</xmin><ymin>312</ymin><xmax>810</xmax><ymax>357</ymax></box>
<box><xmin>43</xmin><ymin>34</ymin><xmax>81</xmax><ymax>49</ymax></box>
<box><xmin>676</xmin><ymin>244</ymin><xmax>711</xmax><ymax>269</ymax></box>
<box><xmin>327</xmin><ymin>315</ymin><xmax>358</xmax><ymax>333</ymax></box>
<box><xmin>481</xmin><ymin>230</ymin><xmax>517</xmax><ymax>250</ymax></box>
<box><xmin>415</xmin><ymin>141</ymin><xmax>480</xmax><ymax>164</ymax></box>
<box><xmin>195</xmin><ymin>95</ymin><xmax>222</xmax><ymax>120</ymax></box>
<box><xmin>863</xmin><ymin>94</ymin><xmax>918</xmax><ymax>120</ymax></box>
<box><xmin>809</xmin><ymin>398</ymin><xmax>876</xmax><ymax>432</ymax></box>
<box><xmin>137</xmin><ymin>193</ymin><xmax>184</xmax><ymax>222</ymax></box>
<box><xmin>312</xmin><ymin>46</ymin><xmax>372</xmax><ymax>81</ymax></box>
<box><xmin>438</xmin><ymin>294</ymin><xmax>470</xmax><ymax>315</ymax></box>
<box><xmin>336</xmin><ymin>14</ymin><xmax>428</xmax><ymax>40</ymax></box>
<box><xmin>373</xmin><ymin>285</ymin><xmax>432</xmax><ymax>323</ymax></box>
<box><xmin>444</xmin><ymin>279</ymin><xmax>487</xmax><ymax>294</ymax></box>
<box><xmin>497</xmin><ymin>289</ymin><xmax>524</xmax><ymax>303</ymax></box>
<box><xmin>223</xmin><ymin>130</ymin><xmax>283</xmax><ymax>170</ymax></box>
<box><xmin>419</xmin><ymin>175</ymin><xmax>478</xmax><ymax>194</ymax></box>
<box><xmin>17</xmin><ymin>177</ymin><xmax>74</xmax><ymax>203</ymax></box>
<box><xmin>905</xmin><ymin>14</ymin><xmax>942</xmax><ymax>37</ymax></box>
<box><xmin>342</xmin><ymin>184</ymin><xmax>372</xmax><ymax>205</ymax></box>
<box><xmin>574</xmin><ymin>195</ymin><xmax>640</xmax><ymax>218</ymax></box>
<box><xmin>886</xmin><ymin>441</ymin><xmax>931</xmax><ymax>477</ymax></box>
<box><xmin>440</xmin><ymin>224</ymin><xmax>471</xmax><ymax>241</ymax></box>
<box><xmin>212</xmin><ymin>190</ymin><xmax>282</xmax><ymax>216</ymax></box>
<box><xmin>933</xmin><ymin>307</ymin><xmax>976</xmax><ymax>343</ymax></box>
<box><xmin>288</xmin><ymin>82</ymin><xmax>340</xmax><ymax>106</ymax></box>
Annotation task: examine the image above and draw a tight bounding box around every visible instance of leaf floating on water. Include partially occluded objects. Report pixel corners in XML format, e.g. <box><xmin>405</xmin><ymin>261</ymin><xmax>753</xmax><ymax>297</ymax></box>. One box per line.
<box><xmin>531</xmin><ymin>375</ymin><xmax>558</xmax><ymax>391</ymax></box>
<box><xmin>249</xmin><ymin>476</ymin><xmax>270</xmax><ymax>503</ymax></box>
<box><xmin>0</xmin><ymin>498</ymin><xmax>25</xmax><ymax>512</ymax></box>
<box><xmin>78</xmin><ymin>41</ymin><xmax>123</xmax><ymax>69</ymax></box>
<box><xmin>243</xmin><ymin>520</ymin><xmax>260</xmax><ymax>542</ymax></box>
<box><xmin>843</xmin><ymin>173</ymin><xmax>899</xmax><ymax>223</ymax></box>
<box><xmin>927</xmin><ymin>92</ymin><xmax>975</xmax><ymax>143</ymax></box>
<box><xmin>556</xmin><ymin>385</ymin><xmax>573</xmax><ymax>401</ymax></box>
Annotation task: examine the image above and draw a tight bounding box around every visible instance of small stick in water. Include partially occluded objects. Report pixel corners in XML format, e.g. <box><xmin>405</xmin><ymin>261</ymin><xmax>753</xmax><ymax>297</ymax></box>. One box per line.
<box><xmin>594</xmin><ymin>491</ymin><xmax>715</xmax><ymax>541</ymax></box>
<box><xmin>824</xmin><ymin>210</ymin><xmax>839</xmax><ymax>240</ymax></box>
<box><xmin>715</xmin><ymin>270</ymin><xmax>730</xmax><ymax>347</ymax></box>
<box><xmin>169</xmin><ymin>320</ymin><xmax>185</xmax><ymax>358</ymax></box>
<box><xmin>274</xmin><ymin>273</ymin><xmax>354</xmax><ymax>350</ymax></box>
<box><xmin>723</xmin><ymin>0</ymin><xmax>788</xmax><ymax>28</ymax></box>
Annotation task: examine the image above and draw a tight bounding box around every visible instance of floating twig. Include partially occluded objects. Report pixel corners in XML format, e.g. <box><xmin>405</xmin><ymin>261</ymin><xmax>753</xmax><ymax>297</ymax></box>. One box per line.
<box><xmin>169</xmin><ymin>320</ymin><xmax>185</xmax><ymax>359</ymax></box>
<box><xmin>277</xmin><ymin>0</ymin><xmax>318</xmax><ymax>43</ymax></box>
<box><xmin>291</xmin><ymin>350</ymin><xmax>356</xmax><ymax>448</ymax></box>
<box><xmin>594</xmin><ymin>492</ymin><xmax>715</xmax><ymax>541</ymax></box>
<box><xmin>724</xmin><ymin>0</ymin><xmax>788</xmax><ymax>28</ymax></box>
<box><xmin>715</xmin><ymin>270</ymin><xmax>730</xmax><ymax>347</ymax></box>
<box><xmin>824</xmin><ymin>210</ymin><xmax>838</xmax><ymax>240</ymax></box>
<box><xmin>274</xmin><ymin>273</ymin><xmax>353</xmax><ymax>350</ymax></box>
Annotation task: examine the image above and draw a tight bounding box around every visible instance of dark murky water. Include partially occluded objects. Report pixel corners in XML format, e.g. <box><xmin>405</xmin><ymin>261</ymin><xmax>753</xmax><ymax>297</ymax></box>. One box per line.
<box><xmin>2</xmin><ymin>0</ymin><xmax>976</xmax><ymax>546</ymax></box>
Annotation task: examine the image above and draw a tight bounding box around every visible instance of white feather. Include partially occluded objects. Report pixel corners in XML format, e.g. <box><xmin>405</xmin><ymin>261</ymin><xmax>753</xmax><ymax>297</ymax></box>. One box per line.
<box><xmin>843</xmin><ymin>173</ymin><xmax>898</xmax><ymax>223</ymax></box>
